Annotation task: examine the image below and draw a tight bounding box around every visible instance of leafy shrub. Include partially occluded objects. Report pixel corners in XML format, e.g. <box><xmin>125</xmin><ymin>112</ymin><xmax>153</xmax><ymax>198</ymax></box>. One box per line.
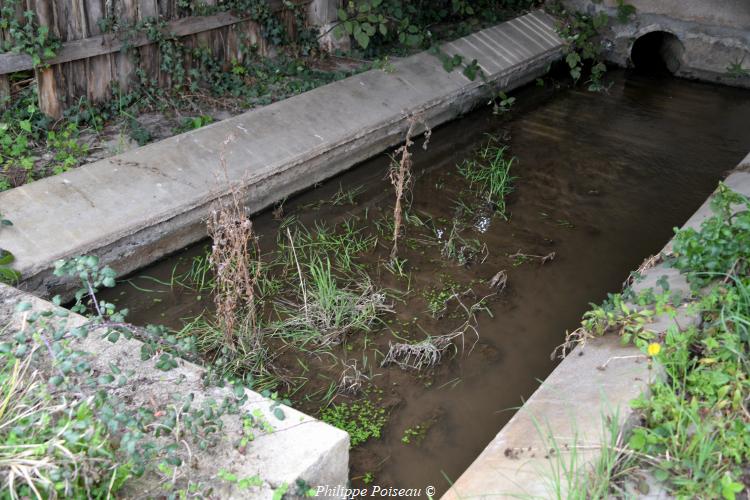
<box><xmin>670</xmin><ymin>183</ymin><xmax>750</xmax><ymax>287</ymax></box>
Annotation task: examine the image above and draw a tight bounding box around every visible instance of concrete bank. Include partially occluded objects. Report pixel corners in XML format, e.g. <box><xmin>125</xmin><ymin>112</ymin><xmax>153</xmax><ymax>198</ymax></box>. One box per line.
<box><xmin>0</xmin><ymin>11</ymin><xmax>563</xmax><ymax>299</ymax></box>
<box><xmin>562</xmin><ymin>0</ymin><xmax>750</xmax><ymax>88</ymax></box>
<box><xmin>0</xmin><ymin>282</ymin><xmax>349</xmax><ymax>498</ymax></box>
<box><xmin>443</xmin><ymin>162</ymin><xmax>750</xmax><ymax>499</ymax></box>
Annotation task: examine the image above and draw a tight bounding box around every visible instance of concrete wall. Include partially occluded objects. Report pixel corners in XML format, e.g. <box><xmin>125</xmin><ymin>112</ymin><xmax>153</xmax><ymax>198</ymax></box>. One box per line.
<box><xmin>561</xmin><ymin>0</ymin><xmax>750</xmax><ymax>87</ymax></box>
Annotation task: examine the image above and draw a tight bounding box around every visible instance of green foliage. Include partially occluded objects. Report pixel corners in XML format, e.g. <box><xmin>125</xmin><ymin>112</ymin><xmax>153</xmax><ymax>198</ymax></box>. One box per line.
<box><xmin>217</xmin><ymin>468</ymin><xmax>263</xmax><ymax>490</ymax></box>
<box><xmin>492</xmin><ymin>91</ymin><xmax>516</xmax><ymax>114</ymax></box>
<box><xmin>669</xmin><ymin>182</ymin><xmax>750</xmax><ymax>287</ymax></box>
<box><xmin>727</xmin><ymin>57</ymin><xmax>750</xmax><ymax>79</ymax></box>
<box><xmin>548</xmin><ymin>3</ymin><xmax>609</xmax><ymax>90</ymax></box>
<box><xmin>0</xmin><ymin>255</ymin><xmax>282</xmax><ymax>497</ymax></box>
<box><xmin>627</xmin><ymin>277</ymin><xmax>750</xmax><ymax>498</ymax></box>
<box><xmin>1</xmin><ymin>89</ymin><xmax>89</xmax><ymax>192</ymax></box>
<box><xmin>0</xmin><ymin>351</ymin><xmax>128</xmax><ymax>499</ymax></box>
<box><xmin>46</xmin><ymin>123</ymin><xmax>89</xmax><ymax>175</ymax></box>
<box><xmin>175</xmin><ymin>114</ymin><xmax>214</xmax><ymax>134</ymax></box>
<box><xmin>457</xmin><ymin>137</ymin><xmax>517</xmax><ymax>218</ymax></box>
<box><xmin>320</xmin><ymin>399</ymin><xmax>388</xmax><ymax>446</ymax></box>
<box><xmin>335</xmin><ymin>0</ymin><xmax>538</xmax><ymax>54</ymax></box>
<box><xmin>614</xmin><ymin>0</ymin><xmax>636</xmax><ymax>23</ymax></box>
<box><xmin>0</xmin><ymin>213</ymin><xmax>20</xmax><ymax>285</ymax></box>
<box><xmin>566</xmin><ymin>184</ymin><xmax>750</xmax><ymax>497</ymax></box>
<box><xmin>0</xmin><ymin>0</ymin><xmax>60</xmax><ymax>68</ymax></box>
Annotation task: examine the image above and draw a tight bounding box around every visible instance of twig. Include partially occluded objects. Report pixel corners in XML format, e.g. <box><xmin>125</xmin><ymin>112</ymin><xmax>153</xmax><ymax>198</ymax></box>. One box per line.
<box><xmin>597</xmin><ymin>354</ymin><xmax>646</xmax><ymax>371</ymax></box>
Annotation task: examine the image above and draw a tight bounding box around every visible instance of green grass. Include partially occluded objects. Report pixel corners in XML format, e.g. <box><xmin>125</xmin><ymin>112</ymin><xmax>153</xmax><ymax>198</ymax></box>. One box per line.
<box><xmin>563</xmin><ymin>184</ymin><xmax>750</xmax><ymax>498</ymax></box>
<box><xmin>0</xmin><ymin>344</ymin><xmax>128</xmax><ymax>499</ymax></box>
<box><xmin>271</xmin><ymin>256</ymin><xmax>391</xmax><ymax>347</ymax></box>
<box><xmin>457</xmin><ymin>137</ymin><xmax>517</xmax><ymax>219</ymax></box>
<box><xmin>278</xmin><ymin>219</ymin><xmax>376</xmax><ymax>273</ymax></box>
<box><xmin>533</xmin><ymin>408</ymin><xmax>639</xmax><ymax>499</ymax></box>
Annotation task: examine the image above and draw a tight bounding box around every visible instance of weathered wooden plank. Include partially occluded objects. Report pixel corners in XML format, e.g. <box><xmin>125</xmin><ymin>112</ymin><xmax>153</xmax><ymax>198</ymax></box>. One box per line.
<box><xmin>139</xmin><ymin>0</ymin><xmax>160</xmax><ymax>88</ymax></box>
<box><xmin>29</xmin><ymin>0</ymin><xmax>63</xmax><ymax>118</ymax></box>
<box><xmin>60</xmin><ymin>0</ymin><xmax>90</xmax><ymax>105</ymax></box>
<box><xmin>0</xmin><ymin>3</ymin><xmax>286</xmax><ymax>75</ymax></box>
<box><xmin>115</xmin><ymin>0</ymin><xmax>138</xmax><ymax>92</ymax></box>
<box><xmin>85</xmin><ymin>0</ymin><xmax>114</xmax><ymax>102</ymax></box>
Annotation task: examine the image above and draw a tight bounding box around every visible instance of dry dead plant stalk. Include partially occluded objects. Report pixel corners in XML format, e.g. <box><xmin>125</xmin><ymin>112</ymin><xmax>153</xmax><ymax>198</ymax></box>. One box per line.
<box><xmin>338</xmin><ymin>360</ymin><xmax>370</xmax><ymax>395</ymax></box>
<box><xmin>390</xmin><ymin>115</ymin><xmax>431</xmax><ymax>261</ymax></box>
<box><xmin>207</xmin><ymin>135</ymin><xmax>261</xmax><ymax>350</ymax></box>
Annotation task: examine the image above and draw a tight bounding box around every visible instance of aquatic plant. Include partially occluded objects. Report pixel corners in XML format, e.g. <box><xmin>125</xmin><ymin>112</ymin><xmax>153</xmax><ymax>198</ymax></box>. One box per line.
<box><xmin>389</xmin><ymin>116</ymin><xmax>431</xmax><ymax>260</ymax></box>
<box><xmin>273</xmin><ymin>256</ymin><xmax>392</xmax><ymax>347</ymax></box>
<box><xmin>320</xmin><ymin>399</ymin><xmax>388</xmax><ymax>447</ymax></box>
<box><xmin>458</xmin><ymin>138</ymin><xmax>517</xmax><ymax>219</ymax></box>
<box><xmin>440</xmin><ymin>218</ymin><xmax>488</xmax><ymax>266</ymax></box>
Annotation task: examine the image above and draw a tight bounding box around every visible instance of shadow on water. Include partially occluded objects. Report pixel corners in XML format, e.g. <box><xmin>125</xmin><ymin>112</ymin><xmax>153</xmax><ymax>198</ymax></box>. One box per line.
<box><xmin>99</xmin><ymin>69</ymin><xmax>750</xmax><ymax>497</ymax></box>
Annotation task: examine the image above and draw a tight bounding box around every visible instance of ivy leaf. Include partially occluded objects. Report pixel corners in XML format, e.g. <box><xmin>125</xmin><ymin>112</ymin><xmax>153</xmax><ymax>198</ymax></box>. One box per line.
<box><xmin>0</xmin><ymin>248</ymin><xmax>14</xmax><ymax>265</ymax></box>
<box><xmin>353</xmin><ymin>27</ymin><xmax>370</xmax><ymax>49</ymax></box>
<box><xmin>0</xmin><ymin>267</ymin><xmax>21</xmax><ymax>285</ymax></box>
<box><xmin>273</xmin><ymin>407</ymin><xmax>285</xmax><ymax>420</ymax></box>
<box><xmin>19</xmin><ymin>120</ymin><xmax>32</xmax><ymax>132</ymax></box>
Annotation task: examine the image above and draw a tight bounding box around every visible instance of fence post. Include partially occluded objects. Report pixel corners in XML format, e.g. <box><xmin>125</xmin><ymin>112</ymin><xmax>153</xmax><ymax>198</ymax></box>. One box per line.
<box><xmin>27</xmin><ymin>0</ymin><xmax>62</xmax><ymax>118</ymax></box>
<box><xmin>307</xmin><ymin>0</ymin><xmax>349</xmax><ymax>52</ymax></box>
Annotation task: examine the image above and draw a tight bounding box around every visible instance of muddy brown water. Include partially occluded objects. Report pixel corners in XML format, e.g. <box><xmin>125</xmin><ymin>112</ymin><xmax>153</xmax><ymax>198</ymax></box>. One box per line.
<box><xmin>100</xmin><ymin>69</ymin><xmax>750</xmax><ymax>497</ymax></box>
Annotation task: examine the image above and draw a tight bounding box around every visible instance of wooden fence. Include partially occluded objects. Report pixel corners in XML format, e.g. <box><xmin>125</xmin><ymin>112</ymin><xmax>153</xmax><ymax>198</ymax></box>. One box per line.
<box><xmin>0</xmin><ymin>0</ymin><xmax>321</xmax><ymax>117</ymax></box>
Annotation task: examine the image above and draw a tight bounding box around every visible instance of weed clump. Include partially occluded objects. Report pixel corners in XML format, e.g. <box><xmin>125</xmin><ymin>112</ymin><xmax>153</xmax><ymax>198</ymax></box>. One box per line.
<box><xmin>320</xmin><ymin>399</ymin><xmax>388</xmax><ymax>447</ymax></box>
<box><xmin>458</xmin><ymin>137</ymin><xmax>517</xmax><ymax>219</ymax></box>
<box><xmin>274</xmin><ymin>257</ymin><xmax>392</xmax><ymax>346</ymax></box>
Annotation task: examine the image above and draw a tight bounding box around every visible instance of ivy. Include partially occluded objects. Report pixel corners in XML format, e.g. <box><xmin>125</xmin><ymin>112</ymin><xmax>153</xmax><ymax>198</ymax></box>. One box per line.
<box><xmin>0</xmin><ymin>256</ymin><xmax>283</xmax><ymax>497</ymax></box>
<box><xmin>0</xmin><ymin>213</ymin><xmax>19</xmax><ymax>284</ymax></box>
<box><xmin>334</xmin><ymin>0</ymin><xmax>540</xmax><ymax>54</ymax></box>
<box><xmin>548</xmin><ymin>1</ymin><xmax>609</xmax><ymax>91</ymax></box>
<box><xmin>0</xmin><ymin>0</ymin><xmax>60</xmax><ymax>68</ymax></box>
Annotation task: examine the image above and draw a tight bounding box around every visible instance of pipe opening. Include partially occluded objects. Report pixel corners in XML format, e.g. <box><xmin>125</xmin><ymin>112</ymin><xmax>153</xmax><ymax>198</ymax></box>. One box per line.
<box><xmin>631</xmin><ymin>31</ymin><xmax>684</xmax><ymax>75</ymax></box>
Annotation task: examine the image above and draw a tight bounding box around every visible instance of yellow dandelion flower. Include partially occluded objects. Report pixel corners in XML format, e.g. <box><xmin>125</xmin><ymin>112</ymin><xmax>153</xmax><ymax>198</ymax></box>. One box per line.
<box><xmin>647</xmin><ymin>343</ymin><xmax>661</xmax><ymax>357</ymax></box>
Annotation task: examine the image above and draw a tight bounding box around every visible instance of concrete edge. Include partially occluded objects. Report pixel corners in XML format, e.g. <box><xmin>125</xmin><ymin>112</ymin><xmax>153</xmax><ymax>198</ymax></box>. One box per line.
<box><xmin>442</xmin><ymin>161</ymin><xmax>750</xmax><ymax>498</ymax></box>
<box><xmin>2</xmin><ymin>11</ymin><xmax>564</xmax><ymax>301</ymax></box>
<box><xmin>0</xmin><ymin>283</ymin><xmax>349</xmax><ymax>499</ymax></box>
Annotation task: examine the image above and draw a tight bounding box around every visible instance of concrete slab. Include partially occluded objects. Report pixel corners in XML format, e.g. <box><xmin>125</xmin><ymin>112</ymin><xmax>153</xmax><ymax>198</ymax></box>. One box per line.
<box><xmin>442</xmin><ymin>160</ymin><xmax>750</xmax><ymax>499</ymax></box>
<box><xmin>442</xmin><ymin>335</ymin><xmax>655</xmax><ymax>499</ymax></box>
<box><xmin>0</xmin><ymin>283</ymin><xmax>349</xmax><ymax>499</ymax></box>
<box><xmin>0</xmin><ymin>11</ymin><xmax>563</xmax><ymax>300</ymax></box>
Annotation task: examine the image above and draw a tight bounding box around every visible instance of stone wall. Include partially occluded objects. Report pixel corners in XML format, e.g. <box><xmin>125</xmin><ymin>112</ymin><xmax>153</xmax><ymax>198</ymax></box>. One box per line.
<box><xmin>561</xmin><ymin>0</ymin><xmax>750</xmax><ymax>87</ymax></box>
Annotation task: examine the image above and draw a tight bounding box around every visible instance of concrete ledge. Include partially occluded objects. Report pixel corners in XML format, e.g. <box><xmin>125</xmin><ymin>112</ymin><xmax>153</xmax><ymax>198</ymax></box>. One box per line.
<box><xmin>0</xmin><ymin>11</ymin><xmax>563</xmax><ymax>300</ymax></box>
<box><xmin>442</xmin><ymin>335</ymin><xmax>654</xmax><ymax>499</ymax></box>
<box><xmin>442</xmin><ymin>165</ymin><xmax>750</xmax><ymax>498</ymax></box>
<box><xmin>0</xmin><ymin>283</ymin><xmax>349</xmax><ymax>499</ymax></box>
